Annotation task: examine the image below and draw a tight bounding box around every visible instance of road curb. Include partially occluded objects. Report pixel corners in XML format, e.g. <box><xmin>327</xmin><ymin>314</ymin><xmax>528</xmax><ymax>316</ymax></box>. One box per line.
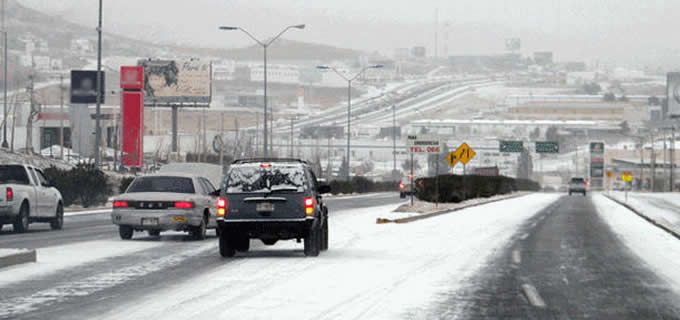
<box><xmin>0</xmin><ymin>249</ymin><xmax>37</xmax><ymax>269</ymax></box>
<box><xmin>603</xmin><ymin>195</ymin><xmax>680</xmax><ymax>240</ymax></box>
<box><xmin>377</xmin><ymin>193</ymin><xmax>530</xmax><ymax>224</ymax></box>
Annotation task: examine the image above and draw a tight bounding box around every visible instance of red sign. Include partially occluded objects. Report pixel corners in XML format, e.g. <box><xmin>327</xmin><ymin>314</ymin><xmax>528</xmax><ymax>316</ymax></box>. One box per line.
<box><xmin>120</xmin><ymin>66</ymin><xmax>144</xmax><ymax>90</ymax></box>
<box><xmin>121</xmin><ymin>91</ymin><xmax>144</xmax><ymax>167</ymax></box>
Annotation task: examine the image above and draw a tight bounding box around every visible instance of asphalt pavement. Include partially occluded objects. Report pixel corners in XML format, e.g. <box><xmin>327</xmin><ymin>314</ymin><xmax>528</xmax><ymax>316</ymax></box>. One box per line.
<box><xmin>449</xmin><ymin>195</ymin><xmax>680</xmax><ymax>319</ymax></box>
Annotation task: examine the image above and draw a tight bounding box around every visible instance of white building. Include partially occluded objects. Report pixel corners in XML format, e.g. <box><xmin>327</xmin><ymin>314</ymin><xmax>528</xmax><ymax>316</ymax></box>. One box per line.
<box><xmin>71</xmin><ymin>38</ymin><xmax>94</xmax><ymax>55</ymax></box>
<box><xmin>250</xmin><ymin>64</ymin><xmax>300</xmax><ymax>85</ymax></box>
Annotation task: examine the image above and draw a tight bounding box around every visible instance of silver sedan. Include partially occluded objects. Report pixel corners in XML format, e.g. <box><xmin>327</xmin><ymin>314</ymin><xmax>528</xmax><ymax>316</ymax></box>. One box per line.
<box><xmin>111</xmin><ymin>173</ymin><xmax>219</xmax><ymax>240</ymax></box>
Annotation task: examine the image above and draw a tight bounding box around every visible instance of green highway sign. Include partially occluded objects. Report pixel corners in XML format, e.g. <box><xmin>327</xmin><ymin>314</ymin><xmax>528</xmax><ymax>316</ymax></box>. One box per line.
<box><xmin>535</xmin><ymin>141</ymin><xmax>559</xmax><ymax>153</ymax></box>
<box><xmin>499</xmin><ymin>140</ymin><xmax>524</xmax><ymax>153</ymax></box>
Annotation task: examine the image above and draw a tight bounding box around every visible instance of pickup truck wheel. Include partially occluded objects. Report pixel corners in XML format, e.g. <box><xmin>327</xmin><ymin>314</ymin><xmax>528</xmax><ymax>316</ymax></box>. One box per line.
<box><xmin>191</xmin><ymin>217</ymin><xmax>207</xmax><ymax>240</ymax></box>
<box><xmin>304</xmin><ymin>224</ymin><xmax>321</xmax><ymax>257</ymax></box>
<box><xmin>219</xmin><ymin>231</ymin><xmax>236</xmax><ymax>258</ymax></box>
<box><xmin>119</xmin><ymin>225</ymin><xmax>134</xmax><ymax>240</ymax></box>
<box><xmin>50</xmin><ymin>204</ymin><xmax>64</xmax><ymax>230</ymax></box>
<box><xmin>13</xmin><ymin>203</ymin><xmax>29</xmax><ymax>233</ymax></box>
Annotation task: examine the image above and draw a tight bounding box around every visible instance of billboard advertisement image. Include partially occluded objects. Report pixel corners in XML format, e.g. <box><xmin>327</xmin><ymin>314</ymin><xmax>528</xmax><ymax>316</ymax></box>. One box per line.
<box><xmin>667</xmin><ymin>72</ymin><xmax>680</xmax><ymax>117</ymax></box>
<box><xmin>139</xmin><ymin>59</ymin><xmax>211</xmax><ymax>105</ymax></box>
<box><xmin>70</xmin><ymin>70</ymin><xmax>105</xmax><ymax>104</ymax></box>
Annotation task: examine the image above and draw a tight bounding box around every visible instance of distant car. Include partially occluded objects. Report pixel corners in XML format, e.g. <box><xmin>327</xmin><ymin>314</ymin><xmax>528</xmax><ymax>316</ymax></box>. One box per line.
<box><xmin>0</xmin><ymin>164</ymin><xmax>64</xmax><ymax>233</ymax></box>
<box><xmin>568</xmin><ymin>177</ymin><xmax>587</xmax><ymax>196</ymax></box>
<box><xmin>399</xmin><ymin>176</ymin><xmax>415</xmax><ymax>199</ymax></box>
<box><xmin>216</xmin><ymin>158</ymin><xmax>331</xmax><ymax>257</ymax></box>
<box><xmin>111</xmin><ymin>173</ymin><xmax>219</xmax><ymax>240</ymax></box>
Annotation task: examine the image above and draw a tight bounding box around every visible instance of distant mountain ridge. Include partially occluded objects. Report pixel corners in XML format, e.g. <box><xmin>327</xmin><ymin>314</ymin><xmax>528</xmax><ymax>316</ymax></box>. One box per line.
<box><xmin>7</xmin><ymin>0</ymin><xmax>363</xmax><ymax>61</ymax></box>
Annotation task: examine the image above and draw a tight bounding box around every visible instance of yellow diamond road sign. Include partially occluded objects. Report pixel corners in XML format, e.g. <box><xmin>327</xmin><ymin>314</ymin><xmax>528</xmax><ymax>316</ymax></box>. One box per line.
<box><xmin>446</xmin><ymin>151</ymin><xmax>459</xmax><ymax>167</ymax></box>
<box><xmin>448</xmin><ymin>143</ymin><xmax>477</xmax><ymax>167</ymax></box>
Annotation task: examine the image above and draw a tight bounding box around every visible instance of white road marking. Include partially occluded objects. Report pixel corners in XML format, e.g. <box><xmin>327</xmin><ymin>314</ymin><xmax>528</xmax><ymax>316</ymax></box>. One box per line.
<box><xmin>521</xmin><ymin>284</ymin><xmax>547</xmax><ymax>308</ymax></box>
<box><xmin>520</xmin><ymin>233</ymin><xmax>530</xmax><ymax>240</ymax></box>
<box><xmin>512</xmin><ymin>249</ymin><xmax>522</xmax><ymax>265</ymax></box>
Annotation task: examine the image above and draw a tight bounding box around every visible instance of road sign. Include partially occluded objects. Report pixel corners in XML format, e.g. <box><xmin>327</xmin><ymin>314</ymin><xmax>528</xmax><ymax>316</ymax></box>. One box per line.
<box><xmin>622</xmin><ymin>172</ymin><xmax>634</xmax><ymax>183</ymax></box>
<box><xmin>499</xmin><ymin>140</ymin><xmax>523</xmax><ymax>153</ymax></box>
<box><xmin>455</xmin><ymin>143</ymin><xmax>477</xmax><ymax>165</ymax></box>
<box><xmin>446</xmin><ymin>151</ymin><xmax>459</xmax><ymax>167</ymax></box>
<box><xmin>406</xmin><ymin>135</ymin><xmax>441</xmax><ymax>154</ymax></box>
<box><xmin>535</xmin><ymin>141</ymin><xmax>559</xmax><ymax>153</ymax></box>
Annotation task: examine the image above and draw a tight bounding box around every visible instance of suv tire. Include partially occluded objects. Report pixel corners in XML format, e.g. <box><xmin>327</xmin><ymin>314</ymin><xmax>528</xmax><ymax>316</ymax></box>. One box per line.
<box><xmin>321</xmin><ymin>218</ymin><xmax>329</xmax><ymax>251</ymax></box>
<box><xmin>304</xmin><ymin>223</ymin><xmax>321</xmax><ymax>257</ymax></box>
<box><xmin>13</xmin><ymin>203</ymin><xmax>30</xmax><ymax>233</ymax></box>
<box><xmin>235</xmin><ymin>235</ymin><xmax>250</xmax><ymax>252</ymax></box>
<box><xmin>219</xmin><ymin>230</ymin><xmax>236</xmax><ymax>257</ymax></box>
<box><xmin>148</xmin><ymin>230</ymin><xmax>161</xmax><ymax>237</ymax></box>
<box><xmin>50</xmin><ymin>203</ymin><xmax>64</xmax><ymax>230</ymax></box>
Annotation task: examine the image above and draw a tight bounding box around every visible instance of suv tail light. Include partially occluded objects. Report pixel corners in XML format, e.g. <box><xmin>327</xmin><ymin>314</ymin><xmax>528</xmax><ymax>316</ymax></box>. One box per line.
<box><xmin>174</xmin><ymin>201</ymin><xmax>194</xmax><ymax>209</ymax></box>
<box><xmin>399</xmin><ymin>182</ymin><xmax>405</xmax><ymax>190</ymax></box>
<box><xmin>113</xmin><ymin>200</ymin><xmax>128</xmax><ymax>208</ymax></box>
<box><xmin>304</xmin><ymin>197</ymin><xmax>315</xmax><ymax>216</ymax></box>
<box><xmin>6</xmin><ymin>187</ymin><xmax>13</xmax><ymax>202</ymax></box>
<box><xmin>216</xmin><ymin>197</ymin><xmax>228</xmax><ymax>217</ymax></box>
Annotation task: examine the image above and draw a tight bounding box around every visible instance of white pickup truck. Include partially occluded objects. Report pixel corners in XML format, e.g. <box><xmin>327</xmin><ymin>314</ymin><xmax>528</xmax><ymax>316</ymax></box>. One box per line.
<box><xmin>0</xmin><ymin>164</ymin><xmax>64</xmax><ymax>233</ymax></box>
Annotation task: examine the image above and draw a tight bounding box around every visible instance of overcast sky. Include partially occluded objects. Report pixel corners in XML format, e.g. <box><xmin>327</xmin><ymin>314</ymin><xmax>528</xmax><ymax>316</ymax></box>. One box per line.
<box><xmin>17</xmin><ymin>0</ymin><xmax>680</xmax><ymax>68</ymax></box>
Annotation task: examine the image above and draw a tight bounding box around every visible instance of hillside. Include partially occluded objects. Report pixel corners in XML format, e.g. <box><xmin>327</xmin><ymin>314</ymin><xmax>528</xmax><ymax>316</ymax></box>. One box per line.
<box><xmin>7</xmin><ymin>0</ymin><xmax>363</xmax><ymax>61</ymax></box>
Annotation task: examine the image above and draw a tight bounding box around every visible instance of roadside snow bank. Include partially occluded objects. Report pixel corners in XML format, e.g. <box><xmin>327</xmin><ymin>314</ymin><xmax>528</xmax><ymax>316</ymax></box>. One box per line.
<box><xmin>593</xmin><ymin>194</ymin><xmax>680</xmax><ymax>292</ymax></box>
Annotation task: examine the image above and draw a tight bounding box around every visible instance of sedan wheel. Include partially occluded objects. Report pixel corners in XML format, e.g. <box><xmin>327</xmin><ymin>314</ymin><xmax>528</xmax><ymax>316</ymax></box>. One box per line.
<box><xmin>192</xmin><ymin>217</ymin><xmax>207</xmax><ymax>240</ymax></box>
<box><xmin>119</xmin><ymin>225</ymin><xmax>134</xmax><ymax>240</ymax></box>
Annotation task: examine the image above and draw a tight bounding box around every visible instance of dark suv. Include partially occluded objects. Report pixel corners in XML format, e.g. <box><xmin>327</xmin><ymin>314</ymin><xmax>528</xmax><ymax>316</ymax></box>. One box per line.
<box><xmin>215</xmin><ymin>159</ymin><xmax>331</xmax><ymax>257</ymax></box>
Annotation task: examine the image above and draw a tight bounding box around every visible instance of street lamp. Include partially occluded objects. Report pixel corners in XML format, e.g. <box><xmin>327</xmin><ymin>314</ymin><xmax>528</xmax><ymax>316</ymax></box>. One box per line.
<box><xmin>219</xmin><ymin>24</ymin><xmax>305</xmax><ymax>157</ymax></box>
<box><xmin>316</xmin><ymin>64</ymin><xmax>383</xmax><ymax>181</ymax></box>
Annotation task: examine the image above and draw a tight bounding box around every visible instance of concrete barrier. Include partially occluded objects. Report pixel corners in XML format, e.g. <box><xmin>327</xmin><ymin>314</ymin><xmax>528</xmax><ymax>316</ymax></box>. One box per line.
<box><xmin>0</xmin><ymin>249</ymin><xmax>37</xmax><ymax>269</ymax></box>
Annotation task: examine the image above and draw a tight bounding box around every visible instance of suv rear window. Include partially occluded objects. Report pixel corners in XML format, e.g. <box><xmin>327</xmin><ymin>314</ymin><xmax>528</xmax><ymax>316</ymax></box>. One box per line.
<box><xmin>225</xmin><ymin>164</ymin><xmax>307</xmax><ymax>194</ymax></box>
<box><xmin>126</xmin><ymin>176</ymin><xmax>195</xmax><ymax>194</ymax></box>
<box><xmin>570</xmin><ymin>178</ymin><xmax>585</xmax><ymax>183</ymax></box>
<box><xmin>0</xmin><ymin>165</ymin><xmax>30</xmax><ymax>185</ymax></box>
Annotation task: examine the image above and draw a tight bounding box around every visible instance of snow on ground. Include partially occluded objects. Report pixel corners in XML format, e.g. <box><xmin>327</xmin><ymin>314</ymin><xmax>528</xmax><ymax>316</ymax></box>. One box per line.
<box><xmin>608</xmin><ymin>191</ymin><xmax>680</xmax><ymax>226</ymax></box>
<box><xmin>96</xmin><ymin>193</ymin><xmax>559</xmax><ymax>320</ymax></box>
<box><xmin>386</xmin><ymin>192</ymin><xmax>525</xmax><ymax>220</ymax></box>
<box><xmin>0</xmin><ymin>248</ymin><xmax>32</xmax><ymax>258</ymax></box>
<box><xmin>592</xmin><ymin>194</ymin><xmax>680</xmax><ymax>292</ymax></box>
<box><xmin>0</xmin><ymin>240</ymin><xmax>163</xmax><ymax>287</ymax></box>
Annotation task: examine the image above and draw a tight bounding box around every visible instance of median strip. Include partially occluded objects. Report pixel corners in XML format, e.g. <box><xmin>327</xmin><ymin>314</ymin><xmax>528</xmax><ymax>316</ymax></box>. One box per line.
<box><xmin>603</xmin><ymin>195</ymin><xmax>680</xmax><ymax>240</ymax></box>
<box><xmin>377</xmin><ymin>192</ymin><xmax>530</xmax><ymax>224</ymax></box>
<box><xmin>0</xmin><ymin>249</ymin><xmax>37</xmax><ymax>269</ymax></box>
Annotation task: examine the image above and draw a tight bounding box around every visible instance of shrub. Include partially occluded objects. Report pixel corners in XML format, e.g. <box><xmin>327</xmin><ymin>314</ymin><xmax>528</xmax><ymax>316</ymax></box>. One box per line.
<box><xmin>43</xmin><ymin>164</ymin><xmax>112</xmax><ymax>207</ymax></box>
<box><xmin>328</xmin><ymin>177</ymin><xmax>397</xmax><ymax>195</ymax></box>
<box><xmin>414</xmin><ymin>174</ymin><xmax>540</xmax><ymax>203</ymax></box>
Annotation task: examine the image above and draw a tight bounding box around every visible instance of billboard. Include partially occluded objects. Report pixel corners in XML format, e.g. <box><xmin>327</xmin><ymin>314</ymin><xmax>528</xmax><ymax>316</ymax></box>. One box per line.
<box><xmin>70</xmin><ymin>70</ymin><xmax>105</xmax><ymax>104</ymax></box>
<box><xmin>139</xmin><ymin>59</ymin><xmax>211</xmax><ymax>105</ymax></box>
<box><xmin>121</xmin><ymin>91</ymin><xmax>144</xmax><ymax>167</ymax></box>
<box><xmin>667</xmin><ymin>72</ymin><xmax>680</xmax><ymax>117</ymax></box>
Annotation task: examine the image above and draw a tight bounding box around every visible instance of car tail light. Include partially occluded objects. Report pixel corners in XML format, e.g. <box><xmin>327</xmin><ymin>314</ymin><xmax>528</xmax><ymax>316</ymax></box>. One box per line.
<box><xmin>216</xmin><ymin>197</ymin><xmax>228</xmax><ymax>217</ymax></box>
<box><xmin>6</xmin><ymin>187</ymin><xmax>13</xmax><ymax>202</ymax></box>
<box><xmin>174</xmin><ymin>201</ymin><xmax>194</xmax><ymax>209</ymax></box>
<box><xmin>113</xmin><ymin>200</ymin><xmax>128</xmax><ymax>208</ymax></box>
<box><xmin>399</xmin><ymin>182</ymin><xmax>405</xmax><ymax>190</ymax></box>
<box><xmin>304</xmin><ymin>197</ymin><xmax>314</xmax><ymax>216</ymax></box>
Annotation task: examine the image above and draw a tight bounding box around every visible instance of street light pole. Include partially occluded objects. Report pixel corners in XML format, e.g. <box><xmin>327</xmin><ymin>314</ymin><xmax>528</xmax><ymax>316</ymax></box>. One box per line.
<box><xmin>316</xmin><ymin>64</ymin><xmax>383</xmax><ymax>181</ymax></box>
<box><xmin>94</xmin><ymin>0</ymin><xmax>103</xmax><ymax>167</ymax></box>
<box><xmin>2</xmin><ymin>0</ymin><xmax>8</xmax><ymax>148</ymax></box>
<box><xmin>218</xmin><ymin>24</ymin><xmax>305</xmax><ymax>157</ymax></box>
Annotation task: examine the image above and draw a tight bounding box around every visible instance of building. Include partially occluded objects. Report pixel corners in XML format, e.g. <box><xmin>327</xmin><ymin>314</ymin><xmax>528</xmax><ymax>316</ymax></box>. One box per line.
<box><xmin>250</xmin><ymin>64</ymin><xmax>300</xmax><ymax>85</ymax></box>
<box><xmin>448</xmin><ymin>54</ymin><xmax>523</xmax><ymax>72</ymax></box>
<box><xmin>411</xmin><ymin>47</ymin><xmax>426</xmax><ymax>59</ymax></box>
<box><xmin>533</xmin><ymin>52</ymin><xmax>554</xmax><ymax>66</ymax></box>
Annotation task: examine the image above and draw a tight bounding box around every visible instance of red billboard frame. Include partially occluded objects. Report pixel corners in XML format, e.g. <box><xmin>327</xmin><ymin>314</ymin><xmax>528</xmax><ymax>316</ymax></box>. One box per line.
<box><xmin>120</xmin><ymin>66</ymin><xmax>144</xmax><ymax>90</ymax></box>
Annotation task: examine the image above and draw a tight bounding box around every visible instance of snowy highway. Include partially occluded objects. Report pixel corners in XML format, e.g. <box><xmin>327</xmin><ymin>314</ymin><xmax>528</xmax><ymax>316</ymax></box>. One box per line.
<box><xmin>1</xmin><ymin>193</ymin><xmax>680</xmax><ymax>319</ymax></box>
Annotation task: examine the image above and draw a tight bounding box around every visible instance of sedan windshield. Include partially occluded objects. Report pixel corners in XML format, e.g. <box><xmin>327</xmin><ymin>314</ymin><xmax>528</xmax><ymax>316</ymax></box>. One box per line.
<box><xmin>225</xmin><ymin>165</ymin><xmax>306</xmax><ymax>194</ymax></box>
<box><xmin>126</xmin><ymin>177</ymin><xmax>195</xmax><ymax>194</ymax></box>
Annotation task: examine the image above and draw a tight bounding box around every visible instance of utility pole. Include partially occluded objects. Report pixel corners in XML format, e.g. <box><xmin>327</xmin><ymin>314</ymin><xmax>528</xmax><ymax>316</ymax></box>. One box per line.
<box><xmin>639</xmin><ymin>137</ymin><xmax>645</xmax><ymax>191</ymax></box>
<box><xmin>219</xmin><ymin>111</ymin><xmax>224</xmax><ymax>168</ymax></box>
<box><xmin>289</xmin><ymin>117</ymin><xmax>294</xmax><ymax>157</ymax></box>
<box><xmin>59</xmin><ymin>74</ymin><xmax>65</xmax><ymax>159</ymax></box>
<box><xmin>651</xmin><ymin>133</ymin><xmax>656</xmax><ymax>192</ymax></box>
<box><xmin>392</xmin><ymin>104</ymin><xmax>397</xmax><ymax>174</ymax></box>
<box><xmin>664</xmin><ymin>130</ymin><xmax>668</xmax><ymax>191</ymax></box>
<box><xmin>25</xmin><ymin>73</ymin><xmax>34</xmax><ymax>153</ymax></box>
<box><xmin>94</xmin><ymin>0</ymin><xmax>103</xmax><ymax>167</ymax></box>
<box><xmin>672</xmin><ymin>127</ymin><xmax>676</xmax><ymax>192</ymax></box>
<box><xmin>1</xmin><ymin>0</ymin><xmax>7</xmax><ymax>148</ymax></box>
